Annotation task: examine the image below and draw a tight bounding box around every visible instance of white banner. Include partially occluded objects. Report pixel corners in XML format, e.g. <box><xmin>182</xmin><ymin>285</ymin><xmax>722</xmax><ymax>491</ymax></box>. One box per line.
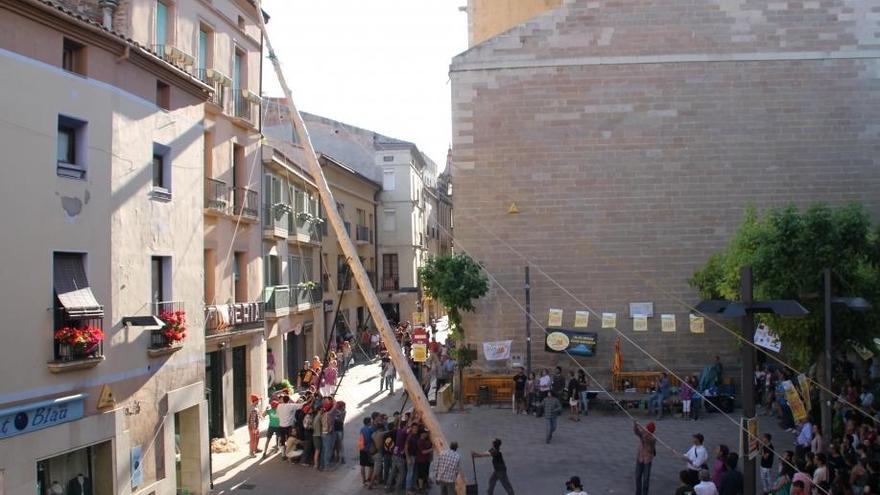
<box><xmin>754</xmin><ymin>323</ymin><xmax>781</xmax><ymax>352</ymax></box>
<box><xmin>482</xmin><ymin>340</ymin><xmax>512</xmax><ymax>361</ymax></box>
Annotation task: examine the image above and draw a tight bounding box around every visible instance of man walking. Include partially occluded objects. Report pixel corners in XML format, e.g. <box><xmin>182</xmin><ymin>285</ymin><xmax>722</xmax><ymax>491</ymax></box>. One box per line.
<box><xmin>544</xmin><ymin>391</ymin><xmax>563</xmax><ymax>443</ymax></box>
<box><xmin>634</xmin><ymin>421</ymin><xmax>656</xmax><ymax>495</ymax></box>
<box><xmin>473</xmin><ymin>438</ymin><xmax>515</xmax><ymax>495</ymax></box>
<box><xmin>433</xmin><ymin>442</ymin><xmax>462</xmax><ymax>495</ymax></box>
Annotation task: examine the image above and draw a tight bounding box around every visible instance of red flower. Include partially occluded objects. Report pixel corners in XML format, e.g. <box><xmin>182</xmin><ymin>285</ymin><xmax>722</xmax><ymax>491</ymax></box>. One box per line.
<box><xmin>54</xmin><ymin>325</ymin><xmax>104</xmax><ymax>354</ymax></box>
<box><xmin>159</xmin><ymin>309</ymin><xmax>187</xmax><ymax>346</ymax></box>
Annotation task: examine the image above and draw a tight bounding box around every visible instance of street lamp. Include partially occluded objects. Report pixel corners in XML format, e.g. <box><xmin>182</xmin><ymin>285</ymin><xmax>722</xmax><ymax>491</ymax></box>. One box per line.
<box><xmin>822</xmin><ymin>268</ymin><xmax>872</xmax><ymax>446</ymax></box>
<box><xmin>696</xmin><ymin>266</ymin><xmax>808</xmax><ymax>495</ymax></box>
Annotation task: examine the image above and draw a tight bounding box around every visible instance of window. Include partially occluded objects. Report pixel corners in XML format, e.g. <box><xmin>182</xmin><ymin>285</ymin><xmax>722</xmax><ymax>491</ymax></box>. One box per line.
<box><xmin>155</xmin><ymin>1</ymin><xmax>168</xmax><ymax>46</ymax></box>
<box><xmin>152</xmin><ymin>143</ymin><xmax>171</xmax><ymax>199</ymax></box>
<box><xmin>233</xmin><ymin>251</ymin><xmax>246</xmax><ymax>302</ymax></box>
<box><xmin>264</xmin><ymin>252</ymin><xmax>280</xmax><ymax>287</ymax></box>
<box><xmin>57</xmin><ymin>115</ymin><xmax>87</xmax><ymax>179</ymax></box>
<box><xmin>62</xmin><ymin>38</ymin><xmax>85</xmax><ymax>75</ymax></box>
<box><xmin>383</xmin><ymin>169</ymin><xmax>395</xmax><ymax>190</ymax></box>
<box><xmin>382</xmin><ymin>253</ymin><xmax>399</xmax><ymax>287</ymax></box>
<box><xmin>383</xmin><ymin>209</ymin><xmax>396</xmax><ymax>231</ymax></box>
<box><xmin>197</xmin><ymin>27</ymin><xmax>211</xmax><ymax>73</ymax></box>
<box><xmin>383</xmin><ymin>155</ymin><xmax>394</xmax><ymax>162</ymax></box>
<box><xmin>337</xmin><ymin>255</ymin><xmax>349</xmax><ymax>289</ymax></box>
<box><xmin>356</xmin><ymin>208</ymin><xmax>366</xmax><ymax>225</ymax></box>
<box><xmin>156</xmin><ymin>80</ymin><xmax>170</xmax><ymax>110</ymax></box>
<box><xmin>151</xmin><ymin>256</ymin><xmax>171</xmax><ymax>305</ymax></box>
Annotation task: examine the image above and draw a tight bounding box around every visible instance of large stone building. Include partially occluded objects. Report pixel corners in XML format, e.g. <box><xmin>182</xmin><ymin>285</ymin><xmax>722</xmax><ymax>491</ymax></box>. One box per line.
<box><xmin>0</xmin><ymin>0</ymin><xmax>211</xmax><ymax>492</ymax></box>
<box><xmin>450</xmin><ymin>0</ymin><xmax>880</xmax><ymax>381</ymax></box>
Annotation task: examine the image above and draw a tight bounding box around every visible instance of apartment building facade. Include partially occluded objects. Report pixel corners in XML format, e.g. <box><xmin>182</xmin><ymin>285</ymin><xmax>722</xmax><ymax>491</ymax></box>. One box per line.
<box><xmin>450</xmin><ymin>0</ymin><xmax>880</xmax><ymax>380</ymax></box>
<box><xmin>0</xmin><ymin>0</ymin><xmax>210</xmax><ymax>493</ymax></box>
<box><xmin>319</xmin><ymin>154</ymin><xmax>381</xmax><ymax>348</ymax></box>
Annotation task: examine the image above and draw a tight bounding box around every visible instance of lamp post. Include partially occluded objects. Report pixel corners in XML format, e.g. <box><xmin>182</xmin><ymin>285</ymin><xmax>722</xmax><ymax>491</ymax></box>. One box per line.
<box><xmin>696</xmin><ymin>266</ymin><xmax>808</xmax><ymax>495</ymax></box>
<box><xmin>822</xmin><ymin>268</ymin><xmax>872</xmax><ymax>444</ymax></box>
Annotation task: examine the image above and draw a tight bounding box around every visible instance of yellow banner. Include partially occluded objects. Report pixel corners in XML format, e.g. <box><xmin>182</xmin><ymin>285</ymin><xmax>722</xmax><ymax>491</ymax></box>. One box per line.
<box><xmin>689</xmin><ymin>315</ymin><xmax>705</xmax><ymax>334</ymax></box>
<box><xmin>661</xmin><ymin>314</ymin><xmax>676</xmax><ymax>333</ymax></box>
<box><xmin>548</xmin><ymin>308</ymin><xmax>563</xmax><ymax>327</ymax></box>
<box><xmin>412</xmin><ymin>343</ymin><xmax>427</xmax><ymax>363</ymax></box>
<box><xmin>633</xmin><ymin>316</ymin><xmax>648</xmax><ymax>332</ymax></box>
<box><xmin>783</xmin><ymin>380</ymin><xmax>807</xmax><ymax>423</ymax></box>
<box><xmin>797</xmin><ymin>374</ymin><xmax>811</xmax><ymax>413</ymax></box>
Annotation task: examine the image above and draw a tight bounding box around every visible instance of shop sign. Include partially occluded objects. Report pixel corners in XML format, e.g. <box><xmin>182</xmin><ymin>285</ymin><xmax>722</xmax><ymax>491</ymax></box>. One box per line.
<box><xmin>412</xmin><ymin>326</ymin><xmax>428</xmax><ymax>345</ymax></box>
<box><xmin>412</xmin><ymin>343</ymin><xmax>427</xmax><ymax>362</ymax></box>
<box><xmin>0</xmin><ymin>394</ymin><xmax>85</xmax><ymax>439</ymax></box>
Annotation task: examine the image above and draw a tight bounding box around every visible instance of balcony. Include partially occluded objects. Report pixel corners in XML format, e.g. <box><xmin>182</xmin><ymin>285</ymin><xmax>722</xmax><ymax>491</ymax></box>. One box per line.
<box><xmin>263</xmin><ymin>204</ymin><xmax>289</xmax><ymax>239</ymax></box>
<box><xmin>195</xmin><ymin>68</ymin><xmax>230</xmax><ymax>111</ymax></box>
<box><xmin>343</xmin><ymin>221</ymin><xmax>351</xmax><ymax>238</ymax></box>
<box><xmin>356</xmin><ymin>225</ymin><xmax>370</xmax><ymax>244</ymax></box>
<box><xmin>290</xmin><ymin>212</ymin><xmax>322</xmax><ymax>245</ymax></box>
<box><xmin>48</xmin><ymin>308</ymin><xmax>105</xmax><ymax>373</ymax></box>
<box><xmin>263</xmin><ymin>285</ymin><xmax>290</xmax><ymax>318</ymax></box>
<box><xmin>233</xmin><ymin>187</ymin><xmax>259</xmax><ymax>221</ymax></box>
<box><xmin>152</xmin><ymin>44</ymin><xmax>194</xmax><ymax>68</ymax></box>
<box><xmin>205</xmin><ymin>301</ymin><xmax>265</xmax><ymax>337</ymax></box>
<box><xmin>205</xmin><ymin>178</ymin><xmax>229</xmax><ymax>215</ymax></box>
<box><xmin>382</xmin><ymin>276</ymin><xmax>399</xmax><ymax>291</ymax></box>
<box><xmin>232</xmin><ymin>88</ymin><xmax>260</xmax><ymax>128</ymax></box>
<box><xmin>290</xmin><ymin>284</ymin><xmax>321</xmax><ymax>310</ymax></box>
<box><xmin>147</xmin><ymin>301</ymin><xmax>186</xmax><ymax>356</ymax></box>
<box><xmin>322</xmin><ymin>274</ymin><xmax>331</xmax><ymax>293</ymax></box>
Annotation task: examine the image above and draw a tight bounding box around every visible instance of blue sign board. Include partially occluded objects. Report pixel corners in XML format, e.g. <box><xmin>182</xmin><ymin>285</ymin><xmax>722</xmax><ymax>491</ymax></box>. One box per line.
<box><xmin>544</xmin><ymin>329</ymin><xmax>597</xmax><ymax>357</ymax></box>
<box><xmin>0</xmin><ymin>394</ymin><xmax>85</xmax><ymax>439</ymax></box>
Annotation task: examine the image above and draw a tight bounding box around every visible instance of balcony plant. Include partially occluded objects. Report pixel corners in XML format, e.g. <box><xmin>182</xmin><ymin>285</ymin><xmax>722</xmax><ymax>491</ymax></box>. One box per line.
<box><xmin>296</xmin><ymin>280</ymin><xmax>318</xmax><ymax>290</ymax></box>
<box><xmin>159</xmin><ymin>309</ymin><xmax>187</xmax><ymax>346</ymax></box>
<box><xmin>54</xmin><ymin>325</ymin><xmax>104</xmax><ymax>358</ymax></box>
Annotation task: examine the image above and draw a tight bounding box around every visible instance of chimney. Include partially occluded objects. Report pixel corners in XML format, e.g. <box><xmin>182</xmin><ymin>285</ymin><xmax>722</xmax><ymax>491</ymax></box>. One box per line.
<box><xmin>98</xmin><ymin>0</ymin><xmax>119</xmax><ymax>29</ymax></box>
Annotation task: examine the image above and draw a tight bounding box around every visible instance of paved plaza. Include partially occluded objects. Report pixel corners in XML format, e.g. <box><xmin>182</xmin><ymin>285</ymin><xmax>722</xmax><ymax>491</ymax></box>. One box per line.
<box><xmin>210</xmin><ymin>359</ymin><xmax>789</xmax><ymax>494</ymax></box>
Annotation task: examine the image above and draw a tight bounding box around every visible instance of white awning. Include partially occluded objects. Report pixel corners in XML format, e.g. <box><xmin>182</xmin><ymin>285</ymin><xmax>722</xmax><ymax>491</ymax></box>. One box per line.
<box><xmin>54</xmin><ymin>254</ymin><xmax>103</xmax><ymax>318</ymax></box>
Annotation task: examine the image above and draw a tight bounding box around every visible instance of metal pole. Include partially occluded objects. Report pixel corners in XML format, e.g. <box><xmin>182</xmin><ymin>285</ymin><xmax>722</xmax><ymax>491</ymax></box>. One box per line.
<box><xmin>822</xmin><ymin>268</ymin><xmax>833</xmax><ymax>442</ymax></box>
<box><xmin>257</xmin><ymin>9</ymin><xmax>465</xmax><ymax>494</ymax></box>
<box><xmin>525</xmin><ymin>265</ymin><xmax>532</xmax><ymax>376</ymax></box>
<box><xmin>740</xmin><ymin>266</ymin><xmax>756</xmax><ymax>495</ymax></box>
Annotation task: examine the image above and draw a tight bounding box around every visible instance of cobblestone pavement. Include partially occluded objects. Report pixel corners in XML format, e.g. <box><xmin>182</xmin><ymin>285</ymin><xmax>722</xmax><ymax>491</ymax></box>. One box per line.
<box><xmin>211</xmin><ymin>356</ymin><xmax>790</xmax><ymax>494</ymax></box>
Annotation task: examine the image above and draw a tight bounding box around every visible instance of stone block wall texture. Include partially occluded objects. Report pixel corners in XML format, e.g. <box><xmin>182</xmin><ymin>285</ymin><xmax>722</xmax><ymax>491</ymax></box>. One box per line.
<box><xmin>450</xmin><ymin>0</ymin><xmax>880</xmax><ymax>385</ymax></box>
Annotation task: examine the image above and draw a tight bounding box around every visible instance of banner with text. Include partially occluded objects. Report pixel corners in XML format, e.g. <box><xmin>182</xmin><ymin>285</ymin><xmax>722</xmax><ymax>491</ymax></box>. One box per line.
<box><xmin>545</xmin><ymin>330</ymin><xmax>597</xmax><ymax>357</ymax></box>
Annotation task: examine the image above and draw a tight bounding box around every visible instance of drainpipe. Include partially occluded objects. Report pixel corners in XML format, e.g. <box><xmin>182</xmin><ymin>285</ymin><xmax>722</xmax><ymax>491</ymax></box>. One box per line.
<box><xmin>98</xmin><ymin>0</ymin><xmax>119</xmax><ymax>30</ymax></box>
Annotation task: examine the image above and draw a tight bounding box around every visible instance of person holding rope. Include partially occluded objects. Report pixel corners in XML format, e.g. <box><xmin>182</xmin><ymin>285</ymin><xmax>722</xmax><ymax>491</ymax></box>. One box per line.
<box><xmin>473</xmin><ymin>438</ymin><xmax>516</xmax><ymax>495</ymax></box>
<box><xmin>634</xmin><ymin>421</ymin><xmax>656</xmax><ymax>495</ymax></box>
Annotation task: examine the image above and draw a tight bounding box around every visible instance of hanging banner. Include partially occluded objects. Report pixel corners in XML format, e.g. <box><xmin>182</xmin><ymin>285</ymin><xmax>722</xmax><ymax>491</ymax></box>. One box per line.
<box><xmin>602</xmin><ymin>313</ymin><xmax>617</xmax><ymax>329</ymax></box>
<box><xmin>482</xmin><ymin>340</ymin><xmax>512</xmax><ymax>361</ymax></box>
<box><xmin>740</xmin><ymin>417</ymin><xmax>760</xmax><ymax>460</ymax></box>
<box><xmin>797</xmin><ymin>374</ymin><xmax>812</xmax><ymax>412</ymax></box>
<box><xmin>689</xmin><ymin>314</ymin><xmax>705</xmax><ymax>334</ymax></box>
<box><xmin>412</xmin><ymin>343</ymin><xmax>427</xmax><ymax>362</ymax></box>
<box><xmin>548</xmin><ymin>309</ymin><xmax>563</xmax><ymax>327</ymax></box>
<box><xmin>633</xmin><ymin>315</ymin><xmax>648</xmax><ymax>332</ymax></box>
<box><xmin>754</xmin><ymin>323</ymin><xmax>782</xmax><ymax>352</ymax></box>
<box><xmin>851</xmin><ymin>341</ymin><xmax>875</xmax><ymax>360</ymax></box>
<box><xmin>661</xmin><ymin>314</ymin><xmax>676</xmax><ymax>333</ymax></box>
<box><xmin>412</xmin><ymin>312</ymin><xmax>425</xmax><ymax>325</ymax></box>
<box><xmin>574</xmin><ymin>311</ymin><xmax>590</xmax><ymax>328</ymax></box>
<box><xmin>545</xmin><ymin>330</ymin><xmax>597</xmax><ymax>357</ymax></box>
<box><xmin>782</xmin><ymin>380</ymin><xmax>807</xmax><ymax>422</ymax></box>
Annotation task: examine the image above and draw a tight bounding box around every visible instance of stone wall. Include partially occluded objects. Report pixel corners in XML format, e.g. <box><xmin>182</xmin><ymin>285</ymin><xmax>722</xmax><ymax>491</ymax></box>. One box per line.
<box><xmin>450</xmin><ymin>0</ymin><xmax>880</xmax><ymax>386</ymax></box>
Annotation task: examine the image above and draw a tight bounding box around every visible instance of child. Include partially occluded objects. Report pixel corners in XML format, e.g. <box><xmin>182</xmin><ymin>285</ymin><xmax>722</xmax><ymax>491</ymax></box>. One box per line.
<box><xmin>680</xmin><ymin>376</ymin><xmax>694</xmax><ymax>420</ymax></box>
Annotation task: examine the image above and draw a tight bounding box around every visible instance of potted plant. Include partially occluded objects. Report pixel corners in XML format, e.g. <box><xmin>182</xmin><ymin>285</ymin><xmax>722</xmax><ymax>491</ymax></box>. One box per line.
<box><xmin>54</xmin><ymin>325</ymin><xmax>104</xmax><ymax>359</ymax></box>
<box><xmin>159</xmin><ymin>309</ymin><xmax>187</xmax><ymax>347</ymax></box>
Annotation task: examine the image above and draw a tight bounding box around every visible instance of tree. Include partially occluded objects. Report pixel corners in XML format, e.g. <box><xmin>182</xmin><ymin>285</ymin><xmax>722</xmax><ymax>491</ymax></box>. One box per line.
<box><xmin>419</xmin><ymin>253</ymin><xmax>489</xmax><ymax>408</ymax></box>
<box><xmin>690</xmin><ymin>203</ymin><xmax>880</xmax><ymax>369</ymax></box>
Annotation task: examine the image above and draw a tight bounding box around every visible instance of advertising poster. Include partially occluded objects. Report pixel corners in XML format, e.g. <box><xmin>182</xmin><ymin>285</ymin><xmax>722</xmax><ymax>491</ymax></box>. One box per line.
<box><xmin>661</xmin><ymin>314</ymin><xmax>676</xmax><ymax>332</ymax></box>
<box><xmin>545</xmin><ymin>329</ymin><xmax>597</xmax><ymax>357</ymax></box>
<box><xmin>783</xmin><ymin>380</ymin><xmax>808</xmax><ymax>422</ymax></box>
<box><xmin>548</xmin><ymin>308</ymin><xmax>564</xmax><ymax>327</ymax></box>
<box><xmin>689</xmin><ymin>314</ymin><xmax>705</xmax><ymax>334</ymax></box>
<box><xmin>741</xmin><ymin>417</ymin><xmax>760</xmax><ymax>460</ymax></box>
<box><xmin>574</xmin><ymin>311</ymin><xmax>590</xmax><ymax>328</ymax></box>
<box><xmin>633</xmin><ymin>315</ymin><xmax>648</xmax><ymax>332</ymax></box>
<box><xmin>483</xmin><ymin>340</ymin><xmax>512</xmax><ymax>361</ymax></box>
<box><xmin>754</xmin><ymin>323</ymin><xmax>782</xmax><ymax>352</ymax></box>
<box><xmin>602</xmin><ymin>313</ymin><xmax>617</xmax><ymax>329</ymax></box>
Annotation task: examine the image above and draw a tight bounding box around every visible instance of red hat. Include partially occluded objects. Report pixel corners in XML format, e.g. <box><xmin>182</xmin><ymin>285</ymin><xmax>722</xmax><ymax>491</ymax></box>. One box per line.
<box><xmin>646</xmin><ymin>422</ymin><xmax>656</xmax><ymax>433</ymax></box>
<box><xmin>250</xmin><ymin>394</ymin><xmax>260</xmax><ymax>403</ymax></box>
<box><xmin>270</xmin><ymin>400</ymin><xmax>279</xmax><ymax>408</ymax></box>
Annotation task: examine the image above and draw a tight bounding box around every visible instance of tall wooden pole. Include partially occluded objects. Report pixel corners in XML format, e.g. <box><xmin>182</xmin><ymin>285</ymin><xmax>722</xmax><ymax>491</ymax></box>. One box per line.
<box><xmin>256</xmin><ymin>6</ymin><xmax>465</xmax><ymax>494</ymax></box>
<box><xmin>740</xmin><ymin>266</ymin><xmax>757</xmax><ymax>495</ymax></box>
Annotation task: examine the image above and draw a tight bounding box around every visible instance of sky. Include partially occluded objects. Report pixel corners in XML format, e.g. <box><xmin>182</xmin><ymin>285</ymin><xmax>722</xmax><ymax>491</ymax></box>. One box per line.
<box><xmin>261</xmin><ymin>0</ymin><xmax>469</xmax><ymax>169</ymax></box>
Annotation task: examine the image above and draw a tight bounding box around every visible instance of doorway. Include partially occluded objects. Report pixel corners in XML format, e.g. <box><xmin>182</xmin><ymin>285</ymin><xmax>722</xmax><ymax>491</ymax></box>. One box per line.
<box><xmin>232</xmin><ymin>346</ymin><xmax>247</xmax><ymax>428</ymax></box>
<box><xmin>285</xmin><ymin>332</ymin><xmax>306</xmax><ymax>381</ymax></box>
<box><xmin>381</xmin><ymin>303</ymin><xmax>400</xmax><ymax>325</ymax></box>
<box><xmin>205</xmin><ymin>350</ymin><xmax>224</xmax><ymax>439</ymax></box>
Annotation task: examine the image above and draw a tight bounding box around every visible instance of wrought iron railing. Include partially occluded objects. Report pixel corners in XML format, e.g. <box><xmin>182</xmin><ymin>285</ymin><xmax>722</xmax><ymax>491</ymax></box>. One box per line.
<box><xmin>205</xmin><ymin>178</ymin><xmax>229</xmax><ymax>214</ymax></box>
<box><xmin>264</xmin><ymin>286</ymin><xmax>290</xmax><ymax>314</ymax></box>
<box><xmin>356</xmin><ymin>225</ymin><xmax>370</xmax><ymax>242</ymax></box>
<box><xmin>381</xmin><ymin>277</ymin><xmax>399</xmax><ymax>291</ymax></box>
<box><xmin>52</xmin><ymin>308</ymin><xmax>104</xmax><ymax>362</ymax></box>
<box><xmin>233</xmin><ymin>187</ymin><xmax>258</xmax><ymax>219</ymax></box>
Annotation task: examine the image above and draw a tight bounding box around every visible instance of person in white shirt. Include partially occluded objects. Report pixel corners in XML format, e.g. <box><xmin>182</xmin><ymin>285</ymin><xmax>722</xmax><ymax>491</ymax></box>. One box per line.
<box><xmin>694</xmin><ymin>469</ymin><xmax>719</xmax><ymax>495</ymax></box>
<box><xmin>275</xmin><ymin>395</ymin><xmax>299</xmax><ymax>459</ymax></box>
<box><xmin>683</xmin><ymin>433</ymin><xmax>709</xmax><ymax>476</ymax></box>
<box><xmin>565</xmin><ymin>475</ymin><xmax>589</xmax><ymax>495</ymax></box>
<box><xmin>538</xmin><ymin>369</ymin><xmax>552</xmax><ymax>398</ymax></box>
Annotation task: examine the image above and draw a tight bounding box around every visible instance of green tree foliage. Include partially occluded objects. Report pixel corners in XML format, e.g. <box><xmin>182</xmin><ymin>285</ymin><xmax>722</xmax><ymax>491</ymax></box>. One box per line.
<box><xmin>419</xmin><ymin>253</ymin><xmax>489</xmax><ymax>368</ymax></box>
<box><xmin>690</xmin><ymin>203</ymin><xmax>880</xmax><ymax>367</ymax></box>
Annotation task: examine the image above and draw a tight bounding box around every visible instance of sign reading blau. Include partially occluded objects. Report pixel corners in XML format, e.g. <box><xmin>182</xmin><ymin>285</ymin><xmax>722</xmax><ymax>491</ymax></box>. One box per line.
<box><xmin>0</xmin><ymin>394</ymin><xmax>85</xmax><ymax>439</ymax></box>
